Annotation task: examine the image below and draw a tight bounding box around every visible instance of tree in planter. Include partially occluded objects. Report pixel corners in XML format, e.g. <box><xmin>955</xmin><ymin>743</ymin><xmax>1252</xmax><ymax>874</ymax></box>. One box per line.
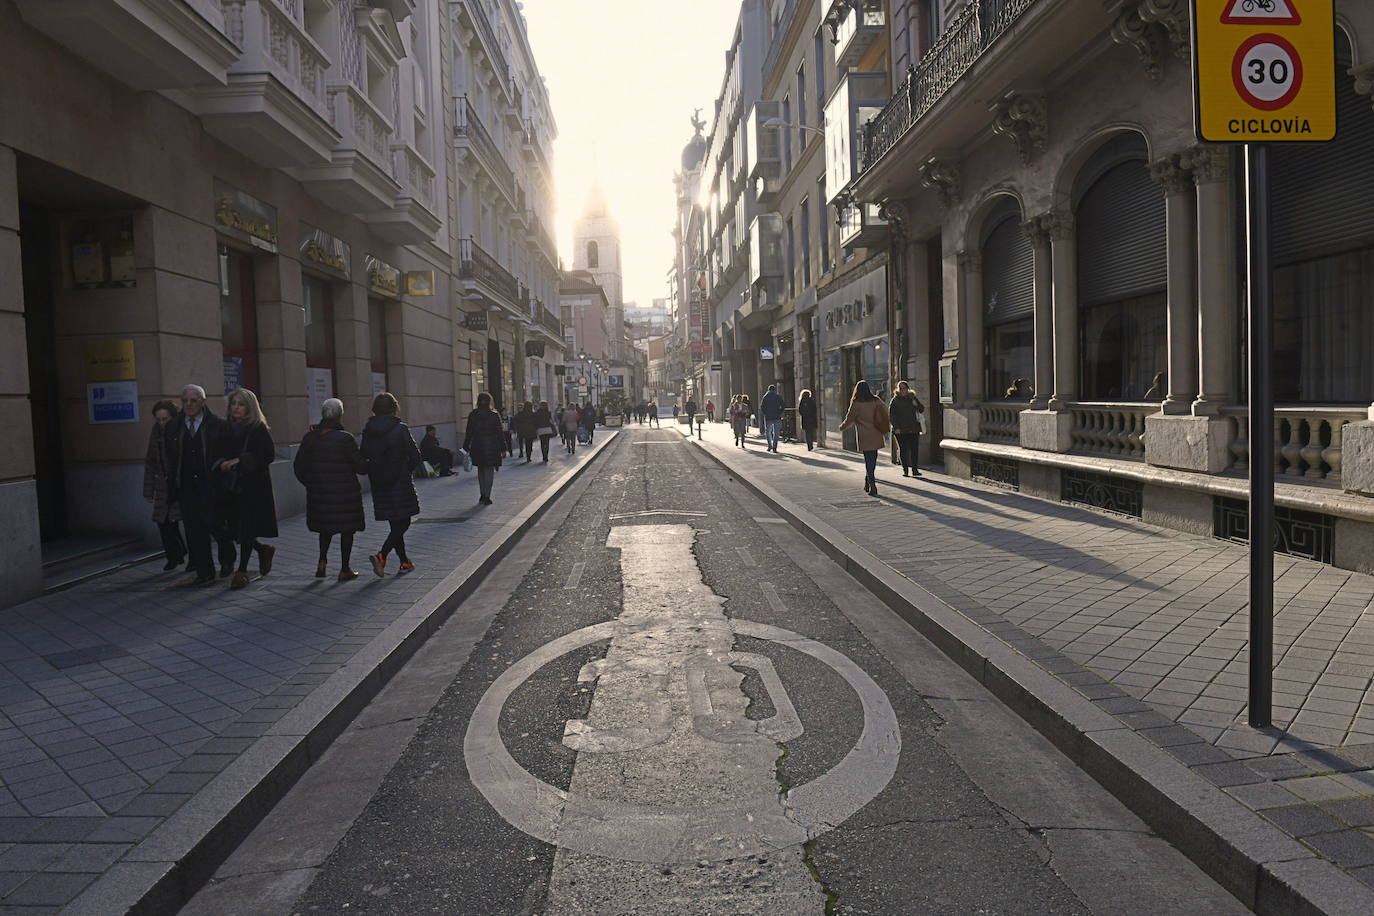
<box><xmin>602</xmin><ymin>389</ymin><xmax>627</xmax><ymax>426</ymax></box>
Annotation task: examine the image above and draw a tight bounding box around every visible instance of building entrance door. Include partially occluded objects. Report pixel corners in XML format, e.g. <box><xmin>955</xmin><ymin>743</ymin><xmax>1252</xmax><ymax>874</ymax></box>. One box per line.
<box><xmin>20</xmin><ymin>203</ymin><xmax>66</xmax><ymax>541</ymax></box>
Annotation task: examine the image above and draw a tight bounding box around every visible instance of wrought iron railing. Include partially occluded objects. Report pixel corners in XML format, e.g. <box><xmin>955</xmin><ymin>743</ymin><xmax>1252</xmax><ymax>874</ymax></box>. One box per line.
<box><xmin>538</xmin><ymin>303</ymin><xmax>562</xmax><ymax>336</ymax></box>
<box><xmin>461</xmin><ymin>0</ymin><xmax>508</xmax><ymax>82</ymax></box>
<box><xmin>455</xmin><ymin>96</ymin><xmax>514</xmax><ymax>194</ymax></box>
<box><xmin>860</xmin><ymin>0</ymin><xmax>1036</xmax><ymax>172</ymax></box>
<box><xmin>979</xmin><ymin>402</ymin><xmax>1021</xmax><ymax>445</ymax></box>
<box><xmin>458</xmin><ymin>237</ymin><xmax>518</xmax><ymax>303</ymax></box>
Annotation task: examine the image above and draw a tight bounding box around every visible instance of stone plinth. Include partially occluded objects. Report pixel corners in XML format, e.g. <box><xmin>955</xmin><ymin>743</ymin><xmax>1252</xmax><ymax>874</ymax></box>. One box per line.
<box><xmin>1343</xmin><ymin>421</ymin><xmax>1374</xmax><ymax>497</ymax></box>
<box><xmin>1144</xmin><ymin>414</ymin><xmax>1231</xmax><ymax>473</ymax></box>
<box><xmin>943</xmin><ymin>407</ymin><xmax>980</xmax><ymax>442</ymax></box>
<box><xmin>1019</xmin><ymin>410</ymin><xmax>1072</xmax><ymax>453</ymax></box>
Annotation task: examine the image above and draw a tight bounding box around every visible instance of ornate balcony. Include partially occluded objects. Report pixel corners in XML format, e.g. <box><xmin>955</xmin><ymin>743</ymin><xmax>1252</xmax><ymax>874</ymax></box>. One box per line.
<box><xmin>15</xmin><ymin>0</ymin><xmax>240</xmax><ymax>90</ymax></box>
<box><xmin>459</xmin><ymin>237</ymin><xmax>520</xmax><ymax>310</ymax></box>
<box><xmin>455</xmin><ymin>0</ymin><xmax>508</xmax><ymax>84</ymax></box>
<box><xmin>197</xmin><ymin>0</ymin><xmax>339</xmax><ymax>168</ymax></box>
<box><xmin>830</xmin><ymin>0</ymin><xmax>886</xmax><ymax>70</ymax></box>
<box><xmin>294</xmin><ymin>82</ymin><xmax>399</xmax><ymax>212</ymax></box>
<box><xmin>367</xmin><ymin>142</ymin><xmax>440</xmax><ymax>244</ymax></box>
<box><xmin>455</xmin><ymin>96</ymin><xmax>514</xmax><ymax>197</ymax></box>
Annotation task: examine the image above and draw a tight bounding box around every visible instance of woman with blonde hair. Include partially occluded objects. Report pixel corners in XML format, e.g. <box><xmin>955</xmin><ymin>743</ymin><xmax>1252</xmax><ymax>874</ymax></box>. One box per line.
<box><xmin>839</xmin><ymin>380</ymin><xmax>889</xmax><ymax>496</ymax></box>
<box><xmin>214</xmin><ymin>388</ymin><xmax>278</xmax><ymax>588</ymax></box>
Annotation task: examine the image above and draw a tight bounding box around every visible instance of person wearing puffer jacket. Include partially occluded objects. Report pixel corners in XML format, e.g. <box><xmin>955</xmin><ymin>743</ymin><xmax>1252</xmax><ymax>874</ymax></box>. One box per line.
<box><xmin>887</xmin><ymin>381</ymin><xmax>925</xmax><ymax>478</ymax></box>
<box><xmin>293</xmin><ymin>398</ymin><xmax>367</xmax><ymax>581</ymax></box>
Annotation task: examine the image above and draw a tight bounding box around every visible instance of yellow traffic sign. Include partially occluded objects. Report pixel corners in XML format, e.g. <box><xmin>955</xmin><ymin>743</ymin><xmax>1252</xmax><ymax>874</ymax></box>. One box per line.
<box><xmin>1192</xmin><ymin>0</ymin><xmax>1336</xmax><ymax>142</ymax></box>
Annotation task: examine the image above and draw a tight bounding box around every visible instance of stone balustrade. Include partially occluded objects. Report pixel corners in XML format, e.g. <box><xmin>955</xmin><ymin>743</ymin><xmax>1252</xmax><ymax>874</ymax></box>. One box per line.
<box><xmin>225</xmin><ymin>0</ymin><xmax>330</xmax><ymax>119</ymax></box>
<box><xmin>979</xmin><ymin>403</ymin><xmax>1022</xmax><ymax>445</ymax></box>
<box><xmin>392</xmin><ymin>143</ymin><xmax>436</xmax><ymax>211</ymax></box>
<box><xmin>1069</xmin><ymin>403</ymin><xmax>1150</xmax><ymax>459</ymax></box>
<box><xmin>328</xmin><ymin>83</ymin><xmax>392</xmax><ymax>170</ymax></box>
<box><xmin>1221</xmin><ymin>407</ymin><xmax>1365</xmax><ymax>481</ymax></box>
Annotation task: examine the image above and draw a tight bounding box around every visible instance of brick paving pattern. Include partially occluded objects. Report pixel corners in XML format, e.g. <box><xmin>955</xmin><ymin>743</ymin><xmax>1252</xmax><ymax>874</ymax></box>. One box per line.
<box><xmin>0</xmin><ymin>444</ymin><xmax>605</xmax><ymax>910</ymax></box>
<box><xmin>681</xmin><ymin>419</ymin><xmax>1374</xmax><ymax>889</ymax></box>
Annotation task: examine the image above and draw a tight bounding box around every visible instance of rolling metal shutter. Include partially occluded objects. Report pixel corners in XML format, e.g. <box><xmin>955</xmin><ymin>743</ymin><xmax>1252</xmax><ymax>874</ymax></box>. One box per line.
<box><xmin>1271</xmin><ymin>47</ymin><xmax>1374</xmax><ymax>266</ymax></box>
<box><xmin>1076</xmin><ymin>159</ymin><xmax>1167</xmax><ymax>306</ymax></box>
<box><xmin>982</xmin><ymin>212</ymin><xmax>1034</xmax><ymax>326</ymax></box>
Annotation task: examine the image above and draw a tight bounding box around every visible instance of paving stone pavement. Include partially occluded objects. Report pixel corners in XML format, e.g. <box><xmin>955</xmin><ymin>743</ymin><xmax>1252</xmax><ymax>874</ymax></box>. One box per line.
<box><xmin>0</xmin><ymin>440</ymin><xmax>609</xmax><ymax>911</ymax></box>
<box><xmin>680</xmin><ymin>419</ymin><xmax>1374</xmax><ymax>890</ymax></box>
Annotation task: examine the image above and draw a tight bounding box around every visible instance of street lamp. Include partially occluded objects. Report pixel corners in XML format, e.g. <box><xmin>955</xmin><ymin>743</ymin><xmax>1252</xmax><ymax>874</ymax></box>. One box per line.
<box><xmin>763</xmin><ymin>117</ymin><xmax>825</xmax><ymax>136</ymax></box>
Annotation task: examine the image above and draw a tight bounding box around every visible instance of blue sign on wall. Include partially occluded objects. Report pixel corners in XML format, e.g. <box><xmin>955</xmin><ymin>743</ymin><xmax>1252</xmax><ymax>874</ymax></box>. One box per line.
<box><xmin>87</xmin><ymin>381</ymin><xmax>139</xmax><ymax>424</ymax></box>
<box><xmin>608</xmin><ymin>375</ymin><xmax>624</xmax><ymax>388</ymax></box>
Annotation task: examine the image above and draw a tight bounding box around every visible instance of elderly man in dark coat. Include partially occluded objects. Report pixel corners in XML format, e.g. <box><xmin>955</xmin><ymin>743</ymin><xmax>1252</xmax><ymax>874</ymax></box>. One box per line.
<box><xmin>360</xmin><ymin>392</ymin><xmax>422</xmax><ymax>578</ymax></box>
<box><xmin>165</xmin><ymin>384</ymin><xmax>236</xmax><ymax>586</ymax></box>
<box><xmin>463</xmin><ymin>391</ymin><xmax>507</xmax><ymax>505</ymax></box>
<box><xmin>294</xmin><ymin>398</ymin><xmax>367</xmax><ymax>581</ymax></box>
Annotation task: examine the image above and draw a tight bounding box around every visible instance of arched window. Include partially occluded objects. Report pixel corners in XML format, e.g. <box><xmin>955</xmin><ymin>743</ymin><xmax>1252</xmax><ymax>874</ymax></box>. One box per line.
<box><xmin>1270</xmin><ymin>31</ymin><xmax>1374</xmax><ymax>404</ymax></box>
<box><xmin>980</xmin><ymin>197</ymin><xmax>1033</xmax><ymax>400</ymax></box>
<box><xmin>1074</xmin><ymin>133</ymin><xmax>1167</xmax><ymax>401</ymax></box>
<box><xmin>586</xmin><ymin>240</ymin><xmax>599</xmax><ymax>269</ymax></box>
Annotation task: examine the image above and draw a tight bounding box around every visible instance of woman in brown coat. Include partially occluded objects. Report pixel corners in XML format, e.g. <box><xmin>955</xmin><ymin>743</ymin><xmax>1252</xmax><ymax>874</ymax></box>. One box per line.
<box><xmin>143</xmin><ymin>400</ymin><xmax>185</xmax><ymax>571</ymax></box>
<box><xmin>839</xmin><ymin>380</ymin><xmax>890</xmax><ymax>496</ymax></box>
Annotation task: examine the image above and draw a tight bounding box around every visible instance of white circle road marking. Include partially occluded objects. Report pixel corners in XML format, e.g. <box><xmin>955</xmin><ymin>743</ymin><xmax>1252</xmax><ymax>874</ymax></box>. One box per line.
<box><xmin>463</xmin><ymin>618</ymin><xmax>900</xmax><ymax>864</ymax></box>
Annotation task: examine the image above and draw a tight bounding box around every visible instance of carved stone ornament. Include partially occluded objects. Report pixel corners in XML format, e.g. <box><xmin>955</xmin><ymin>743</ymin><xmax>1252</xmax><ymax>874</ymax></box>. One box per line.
<box><xmin>957</xmin><ymin>249</ymin><xmax>982</xmax><ymax>272</ymax></box>
<box><xmin>878</xmin><ymin>198</ymin><xmax>910</xmax><ymax>235</ymax></box>
<box><xmin>1108</xmin><ymin>0</ymin><xmax>1189</xmax><ymax>79</ymax></box>
<box><xmin>1181</xmin><ymin>144</ymin><xmax>1229</xmax><ymax>184</ymax></box>
<box><xmin>1021</xmin><ymin>213</ymin><xmax>1055</xmax><ymax>247</ymax></box>
<box><xmin>918</xmin><ymin>158</ymin><xmax>961</xmax><ymax>207</ymax></box>
<box><xmin>1109</xmin><ymin>3</ymin><xmax>1162</xmax><ymax>81</ymax></box>
<box><xmin>1137</xmin><ymin>0</ymin><xmax>1190</xmax><ymax>60</ymax></box>
<box><xmin>990</xmin><ymin>93</ymin><xmax>1048</xmax><ymax>165</ymax></box>
<box><xmin>1149</xmin><ymin>154</ymin><xmax>1193</xmax><ymax>194</ymax></box>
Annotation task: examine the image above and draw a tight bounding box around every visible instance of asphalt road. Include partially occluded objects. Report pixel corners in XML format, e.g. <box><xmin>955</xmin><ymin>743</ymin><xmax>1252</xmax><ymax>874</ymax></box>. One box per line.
<box><xmin>183</xmin><ymin>427</ymin><xmax>1249</xmax><ymax>915</ymax></box>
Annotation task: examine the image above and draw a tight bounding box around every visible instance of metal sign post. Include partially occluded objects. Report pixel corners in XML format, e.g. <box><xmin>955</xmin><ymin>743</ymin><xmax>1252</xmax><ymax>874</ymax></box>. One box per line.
<box><xmin>1245</xmin><ymin>143</ymin><xmax>1273</xmax><ymax>727</ymax></box>
<box><xmin>1191</xmin><ymin>0</ymin><xmax>1336</xmax><ymax>727</ymax></box>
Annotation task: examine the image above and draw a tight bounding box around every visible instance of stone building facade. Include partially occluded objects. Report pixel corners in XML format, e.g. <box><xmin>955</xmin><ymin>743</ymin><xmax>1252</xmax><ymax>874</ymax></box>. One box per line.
<box><xmin>838</xmin><ymin>0</ymin><xmax>1374</xmax><ymax>573</ymax></box>
<box><xmin>0</xmin><ymin>0</ymin><xmax>560</xmax><ymax>607</ymax></box>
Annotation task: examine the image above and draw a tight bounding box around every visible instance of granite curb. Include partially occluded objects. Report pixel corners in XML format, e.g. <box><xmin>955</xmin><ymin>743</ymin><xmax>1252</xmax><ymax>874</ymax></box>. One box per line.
<box><xmin>61</xmin><ymin>433</ymin><xmax>620</xmax><ymax>916</ymax></box>
<box><xmin>684</xmin><ymin>429</ymin><xmax>1374</xmax><ymax>916</ymax></box>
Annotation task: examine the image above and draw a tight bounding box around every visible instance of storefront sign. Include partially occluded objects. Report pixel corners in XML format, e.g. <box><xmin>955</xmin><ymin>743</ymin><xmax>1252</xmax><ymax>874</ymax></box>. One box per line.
<box><xmin>759</xmin><ymin>346</ymin><xmax>775</xmax><ymax>360</ymax></box>
<box><xmin>405</xmin><ymin>270</ymin><xmax>435</xmax><ymax>296</ymax></box>
<box><xmin>608</xmin><ymin>375</ymin><xmax>624</xmax><ymax>388</ymax></box>
<box><xmin>306</xmin><ymin>367</ymin><xmax>334</xmax><ymax>422</ymax></box>
<box><xmin>525</xmin><ymin>340</ymin><xmax>546</xmax><ymax>357</ymax></box>
<box><xmin>366</xmin><ymin>254</ymin><xmax>402</xmax><ymax>299</ymax></box>
<box><xmin>464</xmin><ymin>310</ymin><xmax>489</xmax><ymax>331</ymax></box>
<box><xmin>214</xmin><ymin>179</ymin><xmax>279</xmax><ymax>253</ymax></box>
<box><xmin>85</xmin><ymin>339</ymin><xmax>136</xmax><ymax>381</ymax></box>
<box><xmin>300</xmin><ymin>224</ymin><xmax>351</xmax><ymax>279</ymax></box>
<box><xmin>87</xmin><ymin>381</ymin><xmax>138</xmax><ymax>424</ymax></box>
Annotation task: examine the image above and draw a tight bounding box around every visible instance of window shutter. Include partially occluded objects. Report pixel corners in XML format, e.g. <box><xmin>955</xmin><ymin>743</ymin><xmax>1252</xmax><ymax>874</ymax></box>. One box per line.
<box><xmin>982</xmin><ymin>213</ymin><xmax>1034</xmax><ymax>326</ymax></box>
<box><xmin>1077</xmin><ymin>160</ymin><xmax>1167</xmax><ymax>306</ymax></box>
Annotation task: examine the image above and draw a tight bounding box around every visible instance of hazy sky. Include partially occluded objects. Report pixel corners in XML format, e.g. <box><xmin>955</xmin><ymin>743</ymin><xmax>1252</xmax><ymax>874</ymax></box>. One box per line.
<box><xmin>521</xmin><ymin>0</ymin><xmax>743</xmax><ymax>308</ymax></box>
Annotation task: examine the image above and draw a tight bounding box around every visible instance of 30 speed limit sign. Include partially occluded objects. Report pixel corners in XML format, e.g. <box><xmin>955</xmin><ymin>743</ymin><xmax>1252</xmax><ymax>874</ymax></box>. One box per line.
<box><xmin>1192</xmin><ymin>0</ymin><xmax>1335</xmax><ymax>142</ymax></box>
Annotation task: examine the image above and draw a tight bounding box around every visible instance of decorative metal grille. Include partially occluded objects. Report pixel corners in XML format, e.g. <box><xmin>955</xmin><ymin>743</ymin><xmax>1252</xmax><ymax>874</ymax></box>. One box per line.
<box><xmin>972</xmin><ymin>455</ymin><xmax>1019</xmax><ymax>491</ymax></box>
<box><xmin>1213</xmin><ymin>497</ymin><xmax>1335</xmax><ymax>565</ymax></box>
<box><xmin>1061</xmin><ymin>469</ymin><xmax>1142</xmax><ymax>518</ymax></box>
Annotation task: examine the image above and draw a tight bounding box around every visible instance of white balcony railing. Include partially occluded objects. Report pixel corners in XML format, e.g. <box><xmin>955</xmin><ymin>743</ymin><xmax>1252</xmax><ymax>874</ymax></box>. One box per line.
<box><xmin>224</xmin><ymin>0</ymin><xmax>330</xmax><ymax>118</ymax></box>
<box><xmin>392</xmin><ymin>143</ymin><xmax>436</xmax><ymax>211</ymax></box>
<box><xmin>1069</xmin><ymin>403</ymin><xmax>1151</xmax><ymax>459</ymax></box>
<box><xmin>979</xmin><ymin>403</ymin><xmax>1021</xmax><ymax>445</ymax></box>
<box><xmin>1221</xmin><ymin>407</ymin><xmax>1366</xmax><ymax>481</ymax></box>
<box><xmin>327</xmin><ymin>82</ymin><xmax>393</xmax><ymax>170</ymax></box>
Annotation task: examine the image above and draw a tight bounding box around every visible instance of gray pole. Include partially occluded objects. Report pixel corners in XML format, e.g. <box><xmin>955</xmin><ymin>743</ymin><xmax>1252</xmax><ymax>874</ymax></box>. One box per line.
<box><xmin>1245</xmin><ymin>143</ymin><xmax>1273</xmax><ymax>728</ymax></box>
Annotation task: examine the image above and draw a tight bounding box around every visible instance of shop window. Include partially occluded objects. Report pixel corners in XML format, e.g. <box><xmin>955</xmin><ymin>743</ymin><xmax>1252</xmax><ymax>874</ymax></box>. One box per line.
<box><xmin>987</xmin><ymin>319</ymin><xmax>1033</xmax><ymax>400</ymax></box>
<box><xmin>369</xmin><ymin>297</ymin><xmax>389</xmax><ymax>398</ymax></box>
<box><xmin>220</xmin><ymin>245</ymin><xmax>259</xmax><ymax>394</ymax></box>
<box><xmin>980</xmin><ymin>202</ymin><xmax>1033</xmax><ymax>400</ymax></box>
<box><xmin>1080</xmin><ymin>293</ymin><xmax>1167</xmax><ymax>401</ymax></box>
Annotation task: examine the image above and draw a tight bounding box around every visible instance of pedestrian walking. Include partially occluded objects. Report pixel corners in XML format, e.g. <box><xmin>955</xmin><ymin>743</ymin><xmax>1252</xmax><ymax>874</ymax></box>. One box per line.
<box><xmin>798</xmin><ymin>389</ymin><xmax>818</xmax><ymax>450</ymax></box>
<box><xmin>499</xmin><ymin>407</ymin><xmax>515</xmax><ymax>455</ymax></box>
<box><xmin>143</xmin><ymin>399</ymin><xmax>185</xmax><ymax>571</ymax></box>
<box><xmin>515</xmin><ymin>400</ymin><xmax>537</xmax><ymax>462</ymax></box>
<box><xmin>167</xmin><ymin>384</ymin><xmax>236</xmax><ymax>585</ymax></box>
<box><xmin>730</xmin><ymin>395</ymin><xmax>751</xmax><ymax>447</ymax></box>
<box><xmin>685</xmin><ymin>397</ymin><xmax>698</xmax><ymax>430</ymax></box>
<box><xmin>464</xmin><ymin>391</ymin><xmax>507</xmax><ymax>505</ymax></box>
<box><xmin>560</xmin><ymin>402</ymin><xmax>580</xmax><ymax>453</ymax></box>
<box><xmin>294</xmin><ymin>398</ymin><xmax>366</xmax><ymax>581</ymax></box>
<box><xmin>672</xmin><ymin>404</ymin><xmax>681</xmax><ymax>420</ymax></box>
<box><xmin>581</xmin><ymin>402</ymin><xmax>597</xmax><ymax>444</ymax></box>
<box><xmin>705</xmin><ymin>399</ymin><xmax>715</xmax><ymax>422</ymax></box>
<box><xmin>215</xmin><ymin>388</ymin><xmax>278</xmax><ymax>590</ymax></box>
<box><xmin>648</xmin><ymin>402</ymin><xmax>659</xmax><ymax>427</ymax></box>
<box><xmin>420</xmin><ymin>425</ymin><xmax>456</xmax><ymax>476</ymax></box>
<box><xmin>759</xmin><ymin>384</ymin><xmax>785</xmax><ymax>452</ymax></box>
<box><xmin>534</xmin><ymin>400</ymin><xmax>555</xmax><ymax>462</ymax></box>
<box><xmin>360</xmin><ymin>392</ymin><xmax>422</xmax><ymax>577</ymax></box>
<box><xmin>888</xmin><ymin>380</ymin><xmax>925</xmax><ymax>478</ymax></box>
<box><xmin>839</xmin><ymin>380</ymin><xmax>890</xmax><ymax>496</ymax></box>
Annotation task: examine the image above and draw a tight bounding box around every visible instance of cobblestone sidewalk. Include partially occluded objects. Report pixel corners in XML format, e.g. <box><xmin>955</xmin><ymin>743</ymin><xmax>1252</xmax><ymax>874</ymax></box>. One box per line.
<box><xmin>0</xmin><ymin>439</ymin><xmax>610</xmax><ymax>911</ymax></box>
<box><xmin>683</xmin><ymin>419</ymin><xmax>1374</xmax><ymax>890</ymax></box>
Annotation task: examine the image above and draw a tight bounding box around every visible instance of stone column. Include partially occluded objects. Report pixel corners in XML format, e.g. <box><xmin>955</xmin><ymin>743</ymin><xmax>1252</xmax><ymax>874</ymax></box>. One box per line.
<box><xmin>1022</xmin><ymin>214</ymin><xmax>1053</xmax><ymax>410</ymax></box>
<box><xmin>940</xmin><ymin>248</ymin><xmax>978</xmax><ymax>441</ymax></box>
<box><xmin>1151</xmin><ymin>155</ymin><xmax>1198</xmax><ymax>414</ymax></box>
<box><xmin>254</xmin><ymin>255</ymin><xmax>309</xmax><ymax>441</ymax></box>
<box><xmin>1047</xmin><ymin>211</ymin><xmax>1077</xmax><ymax>409</ymax></box>
<box><xmin>0</xmin><ymin>144</ymin><xmax>41</xmax><ymax>607</ymax></box>
<box><xmin>961</xmin><ymin>250</ymin><xmax>985</xmax><ymax>405</ymax></box>
<box><xmin>1186</xmin><ymin>145</ymin><xmax>1236</xmax><ymax>415</ymax></box>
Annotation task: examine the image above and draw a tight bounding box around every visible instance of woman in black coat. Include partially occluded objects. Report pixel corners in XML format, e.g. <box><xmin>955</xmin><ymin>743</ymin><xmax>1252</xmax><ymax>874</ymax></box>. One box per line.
<box><xmin>533</xmin><ymin>400</ymin><xmax>554</xmax><ymax>463</ymax></box>
<box><xmin>143</xmin><ymin>400</ymin><xmax>185</xmax><ymax>571</ymax></box>
<box><xmin>360</xmin><ymin>392</ymin><xmax>422</xmax><ymax>577</ymax></box>
<box><xmin>293</xmin><ymin>398</ymin><xmax>366</xmax><ymax>580</ymax></box>
<box><xmin>463</xmin><ymin>391</ymin><xmax>507</xmax><ymax>505</ymax></box>
<box><xmin>797</xmin><ymin>389</ymin><xmax>819</xmax><ymax>451</ymax></box>
<box><xmin>216</xmin><ymin>388</ymin><xmax>278</xmax><ymax>589</ymax></box>
<box><xmin>514</xmin><ymin>400</ymin><xmax>538</xmax><ymax>463</ymax></box>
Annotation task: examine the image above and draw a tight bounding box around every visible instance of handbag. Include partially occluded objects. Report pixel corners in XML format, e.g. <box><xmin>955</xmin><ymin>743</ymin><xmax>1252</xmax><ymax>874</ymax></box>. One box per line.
<box><xmin>536</xmin><ymin>425</ymin><xmax>555</xmax><ymax>437</ymax></box>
